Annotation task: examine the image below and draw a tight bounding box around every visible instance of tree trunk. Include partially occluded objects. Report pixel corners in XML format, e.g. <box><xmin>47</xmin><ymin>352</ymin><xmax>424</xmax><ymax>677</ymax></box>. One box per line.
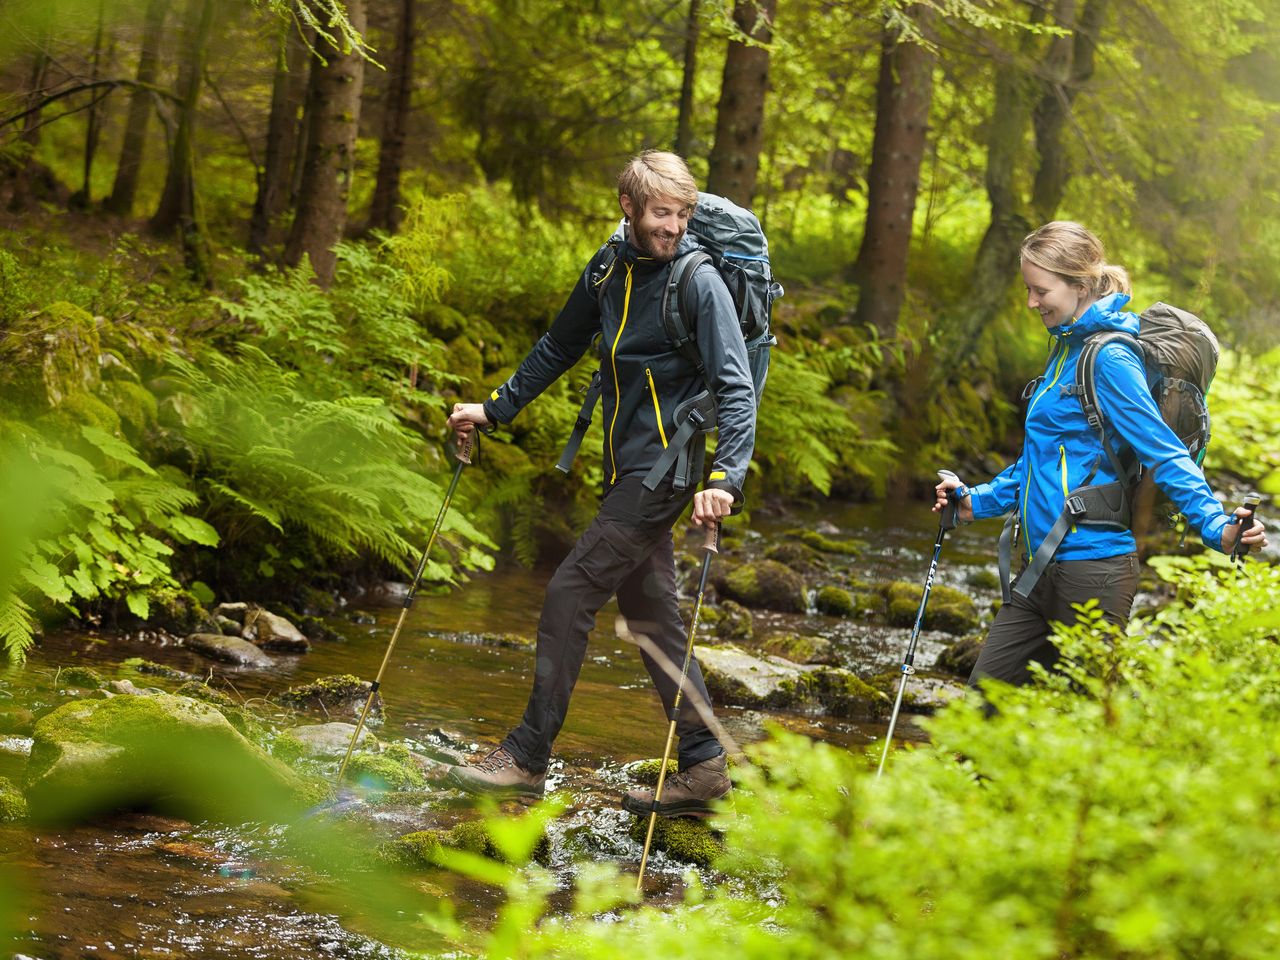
<box><xmin>706</xmin><ymin>0</ymin><xmax>775</xmax><ymax>206</ymax></box>
<box><xmin>366</xmin><ymin>0</ymin><xmax>416</xmax><ymax>235</ymax></box>
<box><xmin>673</xmin><ymin>0</ymin><xmax>701</xmax><ymax>158</ymax></box>
<box><xmin>285</xmin><ymin>0</ymin><xmax>369</xmax><ymax>287</ymax></box>
<box><xmin>851</xmin><ymin>6</ymin><xmax>936</xmax><ymax>339</ymax></box>
<box><xmin>105</xmin><ymin>0</ymin><xmax>170</xmax><ymax>216</ymax></box>
<box><xmin>71</xmin><ymin>0</ymin><xmax>110</xmax><ymax>209</ymax></box>
<box><xmin>6</xmin><ymin>9</ymin><xmax>55</xmax><ymax>212</ymax></box>
<box><xmin>149</xmin><ymin>0</ymin><xmax>215</xmax><ymax>284</ymax></box>
<box><xmin>248</xmin><ymin>19</ymin><xmax>312</xmax><ymax>253</ymax></box>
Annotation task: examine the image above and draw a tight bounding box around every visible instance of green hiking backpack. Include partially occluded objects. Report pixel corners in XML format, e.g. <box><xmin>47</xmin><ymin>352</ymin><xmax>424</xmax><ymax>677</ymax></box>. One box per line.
<box><xmin>555</xmin><ymin>192</ymin><xmax>781</xmax><ymax>482</ymax></box>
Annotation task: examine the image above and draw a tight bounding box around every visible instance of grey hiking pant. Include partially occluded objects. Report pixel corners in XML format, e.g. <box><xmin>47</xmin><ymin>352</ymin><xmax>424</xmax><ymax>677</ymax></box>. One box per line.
<box><xmin>969</xmin><ymin>553</ymin><xmax>1140</xmax><ymax>688</ymax></box>
<box><xmin>501</xmin><ymin>477</ymin><xmax>723</xmax><ymax>774</ymax></box>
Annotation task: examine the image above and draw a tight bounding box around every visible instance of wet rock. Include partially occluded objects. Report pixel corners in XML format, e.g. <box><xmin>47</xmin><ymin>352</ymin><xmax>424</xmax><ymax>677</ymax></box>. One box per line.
<box><xmin>792</xmin><ymin>529</ymin><xmax>866</xmax><ymax>557</ymax></box>
<box><xmin>185</xmin><ymin>632</ymin><xmax>274</xmax><ymax>667</ymax></box>
<box><xmin>761</xmin><ymin>632</ymin><xmax>836</xmax><ymax>665</ymax></box>
<box><xmin>242</xmin><ymin>607</ymin><xmax>310</xmax><ymax>653</ymax></box>
<box><xmin>215</xmin><ymin>615</ymin><xmax>242</xmax><ymax>636</ymax></box>
<box><xmin>0</xmin><ymin>707</ymin><xmax>35</xmax><ymax>736</ymax></box>
<box><xmin>277</xmin><ymin>674</ymin><xmax>382</xmax><ymax>724</ymax></box>
<box><xmin>24</xmin><ymin>693</ymin><xmax>318</xmax><ymax>825</ymax></box>
<box><xmin>763</xmin><ymin>541</ymin><xmax>827</xmax><ymax>575</ymax></box>
<box><xmin>869</xmin><ymin>670</ymin><xmax>969</xmax><ymax>713</ymax></box>
<box><xmin>174</xmin><ymin>682</ymin><xmax>265</xmax><ymax>741</ymax></box>
<box><xmin>58</xmin><ymin>666</ymin><xmax>105</xmax><ymax>690</ymax></box>
<box><xmin>464</xmin><ymin>632</ymin><xmax>534</xmax><ymax>650</ymax></box>
<box><xmin>277</xmin><ymin>722</ymin><xmax>377</xmax><ymax>760</ymax></box>
<box><xmin>345</xmin><ymin>744</ymin><xmax>428</xmax><ymax>792</ymax></box>
<box><xmin>714</xmin><ymin>600</ymin><xmax>753</xmax><ymax>642</ymax></box>
<box><xmin>621</xmin><ymin>758</ymin><xmax>677</xmax><ymax>786</ymax></box>
<box><xmin>625</xmin><ymin>815</ymin><xmax>722</xmax><ymax>868</ymax></box>
<box><xmin>212</xmin><ymin>602</ymin><xmax>250</xmax><ymax>625</ymax></box>
<box><xmin>0</xmin><ymin>776</ymin><xmax>27</xmax><ymax>823</ymax></box>
<box><xmin>382</xmin><ymin>815</ymin><xmax>551</xmax><ymax>868</ymax></box>
<box><xmin>120</xmin><ymin>658</ymin><xmax>197</xmax><ymax>682</ymax></box>
<box><xmin>104</xmin><ymin>679</ymin><xmax>164</xmax><ymax>697</ymax></box>
<box><xmin>815</xmin><ymin>520</ymin><xmax>841</xmax><ymax>536</ymax></box>
<box><xmin>884</xmin><ymin>581</ymin><xmax>979</xmax><ymax>635</ymax></box>
<box><xmin>935</xmin><ymin>634</ymin><xmax>984</xmax><ymax>678</ymax></box>
<box><xmin>814</xmin><ymin>586</ymin><xmax>855</xmax><ymax>617</ymax></box>
<box><xmin>721</xmin><ymin>560</ymin><xmax>807</xmax><ymax>614</ymax></box>
<box><xmin>697</xmin><ymin>645</ymin><xmax>886</xmax><ymax>719</ymax></box>
<box><xmin>967</xmin><ymin>568</ymin><xmax>1002</xmax><ymax>592</ymax></box>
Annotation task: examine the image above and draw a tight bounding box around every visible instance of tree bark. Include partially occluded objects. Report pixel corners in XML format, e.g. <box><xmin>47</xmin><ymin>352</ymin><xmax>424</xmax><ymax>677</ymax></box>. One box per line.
<box><xmin>6</xmin><ymin>8</ymin><xmax>55</xmax><ymax>212</ymax></box>
<box><xmin>673</xmin><ymin>0</ymin><xmax>701</xmax><ymax>158</ymax></box>
<box><xmin>851</xmin><ymin>6</ymin><xmax>936</xmax><ymax>339</ymax></box>
<box><xmin>366</xmin><ymin>0</ymin><xmax>417</xmax><ymax>235</ymax></box>
<box><xmin>285</xmin><ymin>0</ymin><xmax>369</xmax><ymax>287</ymax></box>
<box><xmin>248</xmin><ymin>19</ymin><xmax>312</xmax><ymax>253</ymax></box>
<box><xmin>71</xmin><ymin>0</ymin><xmax>110</xmax><ymax>209</ymax></box>
<box><xmin>706</xmin><ymin>0</ymin><xmax>775</xmax><ymax>206</ymax></box>
<box><xmin>105</xmin><ymin>0</ymin><xmax>170</xmax><ymax>215</ymax></box>
<box><xmin>149</xmin><ymin>0</ymin><xmax>215</xmax><ymax>283</ymax></box>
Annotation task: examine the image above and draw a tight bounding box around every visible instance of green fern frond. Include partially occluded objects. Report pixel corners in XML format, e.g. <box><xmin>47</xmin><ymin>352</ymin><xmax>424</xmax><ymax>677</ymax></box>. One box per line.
<box><xmin>0</xmin><ymin>594</ymin><xmax>36</xmax><ymax>661</ymax></box>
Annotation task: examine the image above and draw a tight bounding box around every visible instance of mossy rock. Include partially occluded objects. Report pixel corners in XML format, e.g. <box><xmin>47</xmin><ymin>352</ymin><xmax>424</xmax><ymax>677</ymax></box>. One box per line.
<box><xmin>101</xmin><ymin>379</ymin><xmax>159</xmax><ymax>436</ymax></box>
<box><xmin>625</xmin><ymin>815</ymin><xmax>723</xmax><ymax>868</ymax></box>
<box><xmin>173</xmin><ymin>682</ymin><xmax>265</xmax><ymax>742</ymax></box>
<box><xmin>714</xmin><ymin>600</ymin><xmax>753</xmax><ymax>642</ymax></box>
<box><xmin>792</xmin><ymin>529</ymin><xmax>866</xmax><ymax>557</ymax></box>
<box><xmin>935</xmin><ymin>634</ymin><xmax>985</xmax><ymax>679</ymax></box>
<box><xmin>763</xmin><ymin>541</ymin><xmax>827</xmax><ymax>575</ymax></box>
<box><xmin>721</xmin><ymin>560</ymin><xmax>807</xmax><ymax>614</ymax></box>
<box><xmin>762</xmin><ymin>632</ymin><xmax>836</xmax><ymax>665</ymax></box>
<box><xmin>446</xmin><ymin>335</ymin><xmax>484</xmax><ymax>387</ymax></box>
<box><xmin>58</xmin><ymin>666</ymin><xmax>105</xmax><ymax>690</ymax></box>
<box><xmin>966</xmin><ymin>568</ymin><xmax>1002</xmax><ymax>592</ymax></box>
<box><xmin>344</xmin><ymin>748</ymin><xmax>427</xmax><ymax>793</ymax></box>
<box><xmin>622</xmin><ymin>757</ymin><xmax>678</xmax><ymax>786</ymax></box>
<box><xmin>1</xmin><ymin>301</ymin><xmax>101</xmax><ymax>409</ymax></box>
<box><xmin>277</xmin><ymin>674</ymin><xmax>383</xmax><ymax>723</ymax></box>
<box><xmin>814</xmin><ymin>586</ymin><xmax>855</xmax><ymax>617</ymax></box>
<box><xmin>120</xmin><ymin>658</ymin><xmax>197</xmax><ymax>682</ymax></box>
<box><xmin>382</xmin><ymin>816</ymin><xmax>551</xmax><ymax>869</ymax></box>
<box><xmin>420</xmin><ymin>303</ymin><xmax>469</xmax><ymax>340</ymax></box>
<box><xmin>680</xmin><ymin>600</ymin><xmax>720</xmax><ymax>627</ymax></box>
<box><xmin>851</xmin><ymin>591</ymin><xmax>886</xmax><ymax>619</ymax></box>
<box><xmin>42</xmin><ymin>391</ymin><xmax>121</xmax><ymax>436</ymax></box>
<box><xmin>783</xmin><ymin>668</ymin><xmax>887</xmax><ymax>720</ymax></box>
<box><xmin>883</xmin><ymin>581</ymin><xmax>978</xmax><ymax>635</ymax></box>
<box><xmin>0</xmin><ymin>706</ymin><xmax>34</xmax><ymax>736</ymax></box>
<box><xmin>0</xmin><ymin>776</ymin><xmax>27</xmax><ymax>823</ymax></box>
<box><xmin>25</xmin><ymin>693</ymin><xmax>314</xmax><ymax>825</ymax></box>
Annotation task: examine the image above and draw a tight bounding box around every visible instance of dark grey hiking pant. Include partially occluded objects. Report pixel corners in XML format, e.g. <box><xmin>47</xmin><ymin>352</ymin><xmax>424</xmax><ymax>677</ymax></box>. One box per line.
<box><xmin>501</xmin><ymin>477</ymin><xmax>723</xmax><ymax>774</ymax></box>
<box><xmin>969</xmin><ymin>553</ymin><xmax>1140</xmax><ymax>688</ymax></box>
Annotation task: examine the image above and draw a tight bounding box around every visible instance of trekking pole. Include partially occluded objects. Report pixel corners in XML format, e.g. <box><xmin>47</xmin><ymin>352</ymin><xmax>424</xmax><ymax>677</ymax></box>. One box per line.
<box><xmin>1231</xmin><ymin>494</ymin><xmax>1261</xmax><ymax>563</ymax></box>
<box><xmin>335</xmin><ymin>436</ymin><xmax>472</xmax><ymax>786</ymax></box>
<box><xmin>876</xmin><ymin>471</ymin><xmax>960</xmax><ymax>778</ymax></box>
<box><xmin>636</xmin><ymin>520</ymin><xmax>720</xmax><ymax>893</ymax></box>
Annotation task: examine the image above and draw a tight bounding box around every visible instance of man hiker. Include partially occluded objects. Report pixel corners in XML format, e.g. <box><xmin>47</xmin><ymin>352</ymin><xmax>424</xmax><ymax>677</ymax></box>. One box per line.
<box><xmin>445</xmin><ymin>150</ymin><xmax>757</xmax><ymax>816</ymax></box>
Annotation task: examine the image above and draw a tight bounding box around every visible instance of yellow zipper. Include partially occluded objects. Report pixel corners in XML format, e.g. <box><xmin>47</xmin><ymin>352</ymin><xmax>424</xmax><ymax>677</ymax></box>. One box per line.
<box><xmin>1022</xmin><ymin>340</ymin><xmax>1072</xmax><ymax>559</ymax></box>
<box><xmin>645</xmin><ymin>368</ymin><xmax>668</xmax><ymax>448</ymax></box>
<box><xmin>606</xmin><ymin>263</ymin><xmax>634</xmax><ymax>484</ymax></box>
<box><xmin>1059</xmin><ymin>445</ymin><xmax>1077</xmax><ymax>534</ymax></box>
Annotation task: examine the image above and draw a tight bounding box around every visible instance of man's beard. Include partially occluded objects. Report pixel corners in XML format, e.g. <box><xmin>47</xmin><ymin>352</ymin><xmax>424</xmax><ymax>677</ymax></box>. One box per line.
<box><xmin>632</xmin><ymin>222</ymin><xmax>683</xmax><ymax>262</ymax></box>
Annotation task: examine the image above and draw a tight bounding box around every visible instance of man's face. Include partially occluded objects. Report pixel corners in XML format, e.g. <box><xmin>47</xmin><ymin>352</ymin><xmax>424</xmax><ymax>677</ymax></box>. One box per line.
<box><xmin>620</xmin><ymin>193</ymin><xmax>691</xmax><ymax>262</ymax></box>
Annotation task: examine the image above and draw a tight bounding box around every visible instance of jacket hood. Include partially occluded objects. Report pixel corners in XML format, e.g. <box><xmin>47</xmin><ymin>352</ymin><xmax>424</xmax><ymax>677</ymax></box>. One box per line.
<box><xmin>1049</xmin><ymin>292</ymin><xmax>1139</xmax><ymax>339</ymax></box>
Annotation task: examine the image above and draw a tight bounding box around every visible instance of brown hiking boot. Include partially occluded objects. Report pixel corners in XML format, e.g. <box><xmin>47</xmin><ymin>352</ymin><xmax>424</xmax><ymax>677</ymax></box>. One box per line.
<box><xmin>446</xmin><ymin>746</ymin><xmax>545</xmax><ymax>799</ymax></box>
<box><xmin>621</xmin><ymin>753</ymin><xmax>730</xmax><ymax>818</ymax></box>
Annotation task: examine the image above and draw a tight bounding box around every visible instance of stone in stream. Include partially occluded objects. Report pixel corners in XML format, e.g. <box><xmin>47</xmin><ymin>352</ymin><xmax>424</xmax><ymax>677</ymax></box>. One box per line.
<box><xmin>381</xmin><ymin>815</ymin><xmax>551</xmax><ymax>868</ymax></box>
<box><xmin>215</xmin><ymin>615</ymin><xmax>242</xmax><ymax>636</ymax></box>
<box><xmin>24</xmin><ymin>693</ymin><xmax>323</xmax><ymax>825</ymax></box>
<box><xmin>277</xmin><ymin>675</ymin><xmax>383</xmax><ymax>724</ymax></box>
<box><xmin>696</xmin><ymin>644</ymin><xmax>887</xmax><ymax>719</ymax></box>
<box><xmin>883</xmin><ymin>581</ymin><xmax>979</xmax><ymax>635</ymax></box>
<box><xmin>934</xmin><ymin>633</ymin><xmax>985</xmax><ymax>679</ymax></box>
<box><xmin>185</xmin><ymin>632</ymin><xmax>274</xmax><ymax>667</ymax></box>
<box><xmin>625</xmin><ymin>815</ymin><xmax>723</xmax><ymax>868</ymax></box>
<box><xmin>0</xmin><ymin>775</ymin><xmax>27</xmax><ymax>823</ymax></box>
<box><xmin>241</xmin><ymin>607</ymin><xmax>310</xmax><ymax>653</ymax></box>
<box><xmin>761</xmin><ymin>632</ymin><xmax>837</xmax><ymax>665</ymax></box>
<box><xmin>720</xmin><ymin>560</ymin><xmax>807</xmax><ymax>614</ymax></box>
<box><xmin>0</xmin><ymin>706</ymin><xmax>35</xmax><ymax>737</ymax></box>
<box><xmin>212</xmin><ymin>602</ymin><xmax>250</xmax><ymax>625</ymax></box>
<box><xmin>276</xmin><ymin>722</ymin><xmax>378</xmax><ymax>760</ymax></box>
<box><xmin>714</xmin><ymin>600</ymin><xmax>753</xmax><ymax>642</ymax></box>
<box><xmin>868</xmin><ymin>670</ymin><xmax>969</xmax><ymax>713</ymax></box>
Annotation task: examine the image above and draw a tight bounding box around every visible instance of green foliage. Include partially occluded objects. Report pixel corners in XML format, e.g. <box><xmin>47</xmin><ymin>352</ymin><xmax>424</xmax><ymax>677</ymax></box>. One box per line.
<box><xmin>1205</xmin><ymin>348</ymin><xmax>1280</xmax><ymax>493</ymax></box>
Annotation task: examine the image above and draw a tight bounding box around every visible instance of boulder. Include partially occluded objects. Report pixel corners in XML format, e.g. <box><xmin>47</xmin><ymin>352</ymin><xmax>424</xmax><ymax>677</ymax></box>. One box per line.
<box><xmin>212</xmin><ymin>602</ymin><xmax>250</xmax><ymax>625</ymax></box>
<box><xmin>714</xmin><ymin>600</ymin><xmax>753</xmax><ymax>642</ymax></box>
<box><xmin>277</xmin><ymin>722</ymin><xmax>377</xmax><ymax>759</ymax></box>
<box><xmin>935</xmin><ymin>634</ymin><xmax>985</xmax><ymax>679</ymax></box>
<box><xmin>814</xmin><ymin>586</ymin><xmax>855</xmax><ymax>617</ymax></box>
<box><xmin>24</xmin><ymin>693</ymin><xmax>319</xmax><ymax>824</ymax></box>
<box><xmin>763</xmin><ymin>541</ymin><xmax>828</xmax><ymax>575</ymax></box>
<box><xmin>869</xmin><ymin>670</ymin><xmax>969</xmax><ymax>714</ymax></box>
<box><xmin>884</xmin><ymin>581</ymin><xmax>979</xmax><ymax>635</ymax></box>
<box><xmin>696</xmin><ymin>645</ymin><xmax>886</xmax><ymax>719</ymax></box>
<box><xmin>720</xmin><ymin>560</ymin><xmax>807</xmax><ymax>614</ymax></box>
<box><xmin>58</xmin><ymin>666</ymin><xmax>105</xmax><ymax>690</ymax></box>
<box><xmin>185</xmin><ymin>633</ymin><xmax>274</xmax><ymax>667</ymax></box>
<box><xmin>761</xmin><ymin>632</ymin><xmax>836</xmax><ymax>665</ymax></box>
<box><xmin>344</xmin><ymin>744</ymin><xmax>428</xmax><ymax>792</ymax></box>
<box><xmin>120</xmin><ymin>658</ymin><xmax>197</xmax><ymax>682</ymax></box>
<box><xmin>277</xmin><ymin>674</ymin><xmax>382</xmax><ymax>723</ymax></box>
<box><xmin>0</xmin><ymin>776</ymin><xmax>26</xmax><ymax>823</ymax></box>
<box><xmin>625</xmin><ymin>815</ymin><xmax>723</xmax><ymax>868</ymax></box>
<box><xmin>242</xmin><ymin>608</ymin><xmax>310</xmax><ymax>653</ymax></box>
<box><xmin>382</xmin><ymin>815</ymin><xmax>551</xmax><ymax>868</ymax></box>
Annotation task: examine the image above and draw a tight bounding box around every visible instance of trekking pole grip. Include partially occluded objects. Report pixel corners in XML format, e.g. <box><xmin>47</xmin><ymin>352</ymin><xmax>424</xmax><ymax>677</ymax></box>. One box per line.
<box><xmin>455</xmin><ymin>432</ymin><xmax>474</xmax><ymax>465</ymax></box>
<box><xmin>1232</xmin><ymin>494</ymin><xmax>1261</xmax><ymax>561</ymax></box>
<box><xmin>703</xmin><ymin>521</ymin><xmax>720</xmax><ymax>554</ymax></box>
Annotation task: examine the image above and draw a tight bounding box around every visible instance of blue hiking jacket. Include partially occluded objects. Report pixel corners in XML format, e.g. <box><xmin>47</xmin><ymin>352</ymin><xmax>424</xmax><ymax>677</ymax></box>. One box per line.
<box><xmin>969</xmin><ymin>292</ymin><xmax>1230</xmax><ymax>562</ymax></box>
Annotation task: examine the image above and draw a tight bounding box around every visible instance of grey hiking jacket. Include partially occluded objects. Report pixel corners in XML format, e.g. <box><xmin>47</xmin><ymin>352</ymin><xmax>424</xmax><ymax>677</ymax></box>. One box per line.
<box><xmin>482</xmin><ymin>237</ymin><xmax>757</xmax><ymax>508</ymax></box>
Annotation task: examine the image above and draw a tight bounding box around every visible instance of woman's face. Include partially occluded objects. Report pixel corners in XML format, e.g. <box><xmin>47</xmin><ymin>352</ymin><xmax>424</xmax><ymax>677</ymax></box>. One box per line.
<box><xmin>1021</xmin><ymin>261</ymin><xmax>1087</xmax><ymax>330</ymax></box>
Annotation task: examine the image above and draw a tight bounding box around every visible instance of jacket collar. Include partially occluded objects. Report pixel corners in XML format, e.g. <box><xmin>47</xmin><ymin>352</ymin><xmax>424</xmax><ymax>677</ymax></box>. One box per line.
<box><xmin>1048</xmin><ymin>292</ymin><xmax>1139</xmax><ymax>340</ymax></box>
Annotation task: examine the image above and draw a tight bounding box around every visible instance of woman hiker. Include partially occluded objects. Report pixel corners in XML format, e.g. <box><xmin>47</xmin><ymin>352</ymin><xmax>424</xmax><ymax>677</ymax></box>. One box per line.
<box><xmin>935</xmin><ymin>220</ymin><xmax>1268</xmax><ymax>688</ymax></box>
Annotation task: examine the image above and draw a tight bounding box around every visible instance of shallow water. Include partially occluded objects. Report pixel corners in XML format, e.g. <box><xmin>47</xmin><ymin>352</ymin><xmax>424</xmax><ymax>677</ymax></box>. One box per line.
<box><xmin>4</xmin><ymin>498</ymin><xmax>1000</xmax><ymax>958</ymax></box>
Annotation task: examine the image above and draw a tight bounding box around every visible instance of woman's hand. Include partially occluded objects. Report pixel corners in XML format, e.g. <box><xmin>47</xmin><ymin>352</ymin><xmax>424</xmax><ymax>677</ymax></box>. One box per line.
<box><xmin>1221</xmin><ymin>507</ymin><xmax>1268</xmax><ymax>556</ymax></box>
<box><xmin>934</xmin><ymin>472</ymin><xmax>975</xmax><ymax>523</ymax></box>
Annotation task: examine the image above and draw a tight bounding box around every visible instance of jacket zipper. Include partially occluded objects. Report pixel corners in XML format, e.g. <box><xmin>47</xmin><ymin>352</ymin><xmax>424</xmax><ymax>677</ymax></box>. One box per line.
<box><xmin>1059</xmin><ymin>445</ymin><xmax>1077</xmax><ymax>534</ymax></box>
<box><xmin>606</xmin><ymin>263</ymin><xmax>634</xmax><ymax>484</ymax></box>
<box><xmin>645</xmin><ymin>368</ymin><xmax>669</xmax><ymax>448</ymax></box>
<box><xmin>1022</xmin><ymin>339</ymin><xmax>1072</xmax><ymax>560</ymax></box>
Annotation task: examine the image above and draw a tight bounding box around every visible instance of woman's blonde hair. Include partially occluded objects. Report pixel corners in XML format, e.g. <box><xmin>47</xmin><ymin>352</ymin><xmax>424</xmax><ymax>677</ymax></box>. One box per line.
<box><xmin>1020</xmin><ymin>221</ymin><xmax>1131</xmax><ymax>298</ymax></box>
<box><xmin>616</xmin><ymin>150</ymin><xmax>698</xmax><ymax>214</ymax></box>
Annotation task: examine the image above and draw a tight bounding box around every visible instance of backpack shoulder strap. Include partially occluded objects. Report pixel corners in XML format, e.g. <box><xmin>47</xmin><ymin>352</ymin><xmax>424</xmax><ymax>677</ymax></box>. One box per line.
<box><xmin>1075</xmin><ymin>330</ymin><xmax>1142</xmax><ymax>487</ymax></box>
<box><xmin>663</xmin><ymin>250</ymin><xmax>713</xmax><ymax>378</ymax></box>
<box><xmin>592</xmin><ymin>241</ymin><xmax>621</xmax><ymax>313</ymax></box>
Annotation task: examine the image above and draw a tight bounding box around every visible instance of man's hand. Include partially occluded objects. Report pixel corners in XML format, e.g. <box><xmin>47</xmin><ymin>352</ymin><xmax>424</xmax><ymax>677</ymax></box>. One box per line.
<box><xmin>1221</xmin><ymin>507</ymin><xmax>1268</xmax><ymax>555</ymax></box>
<box><xmin>933</xmin><ymin>472</ymin><xmax>975</xmax><ymax>523</ymax></box>
<box><xmin>692</xmin><ymin>488</ymin><xmax>734</xmax><ymax>527</ymax></box>
<box><xmin>446</xmin><ymin>402</ymin><xmax>491</xmax><ymax>446</ymax></box>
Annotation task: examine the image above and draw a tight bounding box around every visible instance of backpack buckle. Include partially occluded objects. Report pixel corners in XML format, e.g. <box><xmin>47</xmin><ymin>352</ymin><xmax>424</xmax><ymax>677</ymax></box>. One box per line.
<box><xmin>1066</xmin><ymin>495</ymin><xmax>1088</xmax><ymax>518</ymax></box>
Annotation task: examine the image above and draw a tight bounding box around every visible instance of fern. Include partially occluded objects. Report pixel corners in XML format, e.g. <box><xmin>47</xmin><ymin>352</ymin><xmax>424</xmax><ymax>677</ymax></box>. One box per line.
<box><xmin>0</xmin><ymin>595</ymin><xmax>36</xmax><ymax>662</ymax></box>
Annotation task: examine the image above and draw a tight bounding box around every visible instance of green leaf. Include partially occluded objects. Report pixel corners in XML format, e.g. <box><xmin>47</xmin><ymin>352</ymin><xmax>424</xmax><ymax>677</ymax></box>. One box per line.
<box><xmin>80</xmin><ymin>425</ymin><xmax>156</xmax><ymax>475</ymax></box>
<box><xmin>21</xmin><ymin>556</ymin><xmax>72</xmax><ymax>603</ymax></box>
<box><xmin>190</xmin><ymin>580</ymin><xmax>216</xmax><ymax>605</ymax></box>
<box><xmin>167</xmin><ymin>514</ymin><xmax>220</xmax><ymax>547</ymax></box>
<box><xmin>125</xmin><ymin>591</ymin><xmax>150</xmax><ymax>620</ymax></box>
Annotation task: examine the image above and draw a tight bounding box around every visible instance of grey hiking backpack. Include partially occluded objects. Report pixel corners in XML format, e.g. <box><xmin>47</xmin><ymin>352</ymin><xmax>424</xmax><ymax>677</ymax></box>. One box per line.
<box><xmin>1003</xmin><ymin>302</ymin><xmax>1219</xmax><ymax>601</ymax></box>
<box><xmin>555</xmin><ymin>192</ymin><xmax>782</xmax><ymax>484</ymax></box>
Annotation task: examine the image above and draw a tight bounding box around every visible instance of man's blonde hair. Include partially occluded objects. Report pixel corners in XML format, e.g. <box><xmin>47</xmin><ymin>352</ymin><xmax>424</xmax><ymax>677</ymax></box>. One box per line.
<box><xmin>1020</xmin><ymin>221</ymin><xmax>1132</xmax><ymax>299</ymax></box>
<box><xmin>617</xmin><ymin>150</ymin><xmax>698</xmax><ymax>214</ymax></box>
